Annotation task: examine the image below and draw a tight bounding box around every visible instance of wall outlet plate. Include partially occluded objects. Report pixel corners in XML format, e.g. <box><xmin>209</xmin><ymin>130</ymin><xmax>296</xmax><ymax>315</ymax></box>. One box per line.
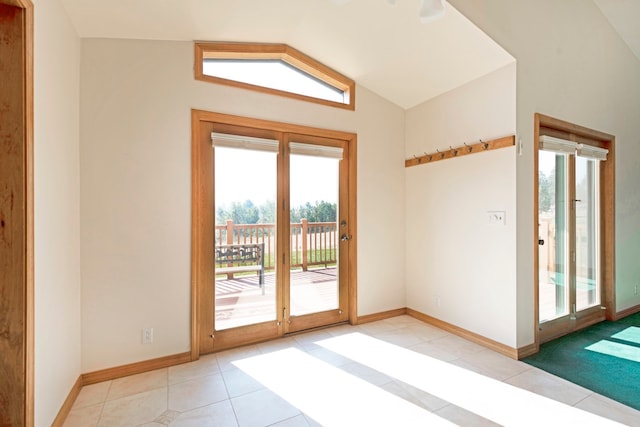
<box><xmin>142</xmin><ymin>327</ymin><xmax>154</xmax><ymax>344</ymax></box>
<box><xmin>487</xmin><ymin>211</ymin><xmax>506</xmax><ymax>225</ymax></box>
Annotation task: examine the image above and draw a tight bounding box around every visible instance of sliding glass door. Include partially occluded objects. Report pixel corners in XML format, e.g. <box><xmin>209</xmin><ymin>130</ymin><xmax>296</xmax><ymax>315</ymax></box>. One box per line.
<box><xmin>575</xmin><ymin>156</ymin><xmax>600</xmax><ymax>312</ymax></box>
<box><xmin>286</xmin><ymin>136</ymin><xmax>349</xmax><ymax>333</ymax></box>
<box><xmin>214</xmin><ymin>135</ymin><xmax>279</xmax><ymax>331</ymax></box>
<box><xmin>538</xmin><ymin>136</ymin><xmax>607</xmax><ymax>343</ymax></box>
<box><xmin>538</xmin><ymin>149</ymin><xmax>570</xmax><ymax>323</ymax></box>
<box><xmin>206</xmin><ymin>123</ymin><xmax>353</xmax><ymax>351</ymax></box>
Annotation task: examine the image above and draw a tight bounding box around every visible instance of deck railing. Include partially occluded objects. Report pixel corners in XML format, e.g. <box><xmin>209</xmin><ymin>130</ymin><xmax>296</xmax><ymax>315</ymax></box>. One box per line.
<box><xmin>215</xmin><ymin>219</ymin><xmax>337</xmax><ymax>272</ymax></box>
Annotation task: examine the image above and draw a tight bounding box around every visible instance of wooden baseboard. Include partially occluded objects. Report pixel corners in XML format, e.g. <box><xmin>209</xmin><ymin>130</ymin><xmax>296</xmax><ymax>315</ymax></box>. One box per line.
<box><xmin>54</xmin><ymin>352</ymin><xmax>193</xmax><ymax>426</ymax></box>
<box><xmin>51</xmin><ymin>375</ymin><xmax>83</xmax><ymax>427</ymax></box>
<box><xmin>516</xmin><ymin>342</ymin><xmax>539</xmax><ymax>359</ymax></box>
<box><xmin>357</xmin><ymin>308</ymin><xmax>407</xmax><ymax>324</ymax></box>
<box><xmin>82</xmin><ymin>351</ymin><xmax>192</xmax><ymax>385</ymax></box>
<box><xmin>406</xmin><ymin>308</ymin><xmax>520</xmax><ymax>360</ymax></box>
<box><xmin>612</xmin><ymin>304</ymin><xmax>640</xmax><ymax>321</ymax></box>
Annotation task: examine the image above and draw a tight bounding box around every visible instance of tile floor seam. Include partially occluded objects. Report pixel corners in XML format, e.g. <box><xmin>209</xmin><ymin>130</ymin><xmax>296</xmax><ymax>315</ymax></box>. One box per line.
<box><xmin>94</xmin><ymin>395</ymin><xmax>107</xmax><ymax>427</ymax></box>
<box><xmin>195</xmin><ymin>394</ymin><xmax>230</xmax><ymax>412</ymax></box>
<box><xmin>572</xmin><ymin>391</ymin><xmax>596</xmax><ymax>408</ymax></box>
<box><xmin>497</xmin><ymin>364</ymin><xmax>535</xmax><ymax>383</ymax></box>
<box><xmin>105</xmin><ymin>384</ymin><xmax>168</xmax><ymax>402</ymax></box>
<box><xmin>168</xmin><ymin>370</ymin><xmax>222</xmax><ymax>386</ymax></box>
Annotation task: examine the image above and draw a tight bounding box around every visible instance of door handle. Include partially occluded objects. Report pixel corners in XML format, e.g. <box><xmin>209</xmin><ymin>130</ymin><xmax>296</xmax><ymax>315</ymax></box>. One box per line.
<box><xmin>340</xmin><ymin>234</ymin><xmax>352</xmax><ymax>241</ymax></box>
<box><xmin>538</xmin><ymin>239</ymin><xmax>545</xmax><ymax>246</ymax></box>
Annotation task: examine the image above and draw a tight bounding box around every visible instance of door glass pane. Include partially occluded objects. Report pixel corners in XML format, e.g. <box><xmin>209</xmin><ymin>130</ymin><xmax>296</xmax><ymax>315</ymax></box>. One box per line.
<box><xmin>539</xmin><ymin>151</ymin><xmax>570</xmax><ymax>322</ymax></box>
<box><xmin>576</xmin><ymin>157</ymin><xmax>600</xmax><ymax>310</ymax></box>
<box><xmin>214</xmin><ymin>145</ymin><xmax>277</xmax><ymax>330</ymax></box>
<box><xmin>289</xmin><ymin>145</ymin><xmax>341</xmax><ymax>316</ymax></box>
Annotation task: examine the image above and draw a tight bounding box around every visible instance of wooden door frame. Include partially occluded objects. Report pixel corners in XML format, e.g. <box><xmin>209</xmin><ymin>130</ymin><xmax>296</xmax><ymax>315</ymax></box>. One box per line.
<box><xmin>533</xmin><ymin>113</ymin><xmax>615</xmax><ymax>346</ymax></box>
<box><xmin>191</xmin><ymin>109</ymin><xmax>357</xmax><ymax>357</ymax></box>
<box><xmin>0</xmin><ymin>0</ymin><xmax>34</xmax><ymax>425</ymax></box>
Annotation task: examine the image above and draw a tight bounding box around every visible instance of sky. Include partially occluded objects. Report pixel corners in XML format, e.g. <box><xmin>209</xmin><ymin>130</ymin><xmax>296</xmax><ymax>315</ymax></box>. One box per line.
<box><xmin>215</xmin><ymin>147</ymin><xmax>339</xmax><ymax>208</ymax></box>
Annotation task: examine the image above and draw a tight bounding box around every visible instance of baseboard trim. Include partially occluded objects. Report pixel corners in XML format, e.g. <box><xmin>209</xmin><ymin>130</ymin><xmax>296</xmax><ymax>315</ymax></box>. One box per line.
<box><xmin>357</xmin><ymin>308</ymin><xmax>407</xmax><ymax>324</ymax></box>
<box><xmin>612</xmin><ymin>304</ymin><xmax>640</xmax><ymax>321</ymax></box>
<box><xmin>51</xmin><ymin>375</ymin><xmax>83</xmax><ymax>427</ymax></box>
<box><xmin>516</xmin><ymin>342</ymin><xmax>539</xmax><ymax>359</ymax></box>
<box><xmin>406</xmin><ymin>308</ymin><xmax>520</xmax><ymax>360</ymax></box>
<box><xmin>82</xmin><ymin>351</ymin><xmax>192</xmax><ymax>385</ymax></box>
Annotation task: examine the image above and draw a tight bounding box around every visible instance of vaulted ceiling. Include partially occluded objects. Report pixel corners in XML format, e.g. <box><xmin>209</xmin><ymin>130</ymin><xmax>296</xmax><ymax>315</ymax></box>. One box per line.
<box><xmin>60</xmin><ymin>0</ymin><xmax>637</xmax><ymax>110</ymax></box>
<box><xmin>593</xmin><ymin>0</ymin><xmax>640</xmax><ymax>61</ymax></box>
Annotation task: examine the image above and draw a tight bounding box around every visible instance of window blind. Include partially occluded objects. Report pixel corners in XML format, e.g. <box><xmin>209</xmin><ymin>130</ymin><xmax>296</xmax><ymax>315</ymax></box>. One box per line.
<box><xmin>577</xmin><ymin>143</ymin><xmax>608</xmax><ymax>161</ymax></box>
<box><xmin>289</xmin><ymin>142</ymin><xmax>343</xmax><ymax>159</ymax></box>
<box><xmin>539</xmin><ymin>135</ymin><xmax>577</xmax><ymax>154</ymax></box>
<box><xmin>211</xmin><ymin>132</ymin><xmax>279</xmax><ymax>153</ymax></box>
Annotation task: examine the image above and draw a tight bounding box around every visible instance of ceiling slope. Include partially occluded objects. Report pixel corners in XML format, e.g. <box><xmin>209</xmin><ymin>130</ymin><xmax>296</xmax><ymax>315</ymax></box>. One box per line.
<box><xmin>61</xmin><ymin>0</ymin><xmax>515</xmax><ymax>109</ymax></box>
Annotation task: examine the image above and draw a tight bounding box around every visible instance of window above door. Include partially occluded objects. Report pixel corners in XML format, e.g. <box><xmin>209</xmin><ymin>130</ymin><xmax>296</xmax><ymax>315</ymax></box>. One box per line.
<box><xmin>195</xmin><ymin>42</ymin><xmax>356</xmax><ymax>110</ymax></box>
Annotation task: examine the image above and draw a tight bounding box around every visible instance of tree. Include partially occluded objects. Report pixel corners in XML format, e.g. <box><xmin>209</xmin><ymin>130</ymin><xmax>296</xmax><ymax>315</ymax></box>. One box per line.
<box><xmin>290</xmin><ymin>200</ymin><xmax>337</xmax><ymax>223</ymax></box>
<box><xmin>217</xmin><ymin>199</ymin><xmax>337</xmax><ymax>225</ymax></box>
<box><xmin>539</xmin><ymin>170</ymin><xmax>555</xmax><ymax>212</ymax></box>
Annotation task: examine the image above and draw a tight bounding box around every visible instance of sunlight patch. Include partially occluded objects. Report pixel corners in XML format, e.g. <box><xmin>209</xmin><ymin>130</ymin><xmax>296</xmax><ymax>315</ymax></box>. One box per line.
<box><xmin>233</xmin><ymin>347</ymin><xmax>455</xmax><ymax>426</ymax></box>
<box><xmin>611</xmin><ymin>326</ymin><xmax>640</xmax><ymax>346</ymax></box>
<box><xmin>316</xmin><ymin>333</ymin><xmax>623</xmax><ymax>426</ymax></box>
<box><xmin>587</xmin><ymin>339</ymin><xmax>640</xmax><ymax>363</ymax></box>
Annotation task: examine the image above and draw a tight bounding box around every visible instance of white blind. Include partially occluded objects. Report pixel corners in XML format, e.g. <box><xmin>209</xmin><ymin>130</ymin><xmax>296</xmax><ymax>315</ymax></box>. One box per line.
<box><xmin>211</xmin><ymin>132</ymin><xmax>279</xmax><ymax>153</ymax></box>
<box><xmin>577</xmin><ymin>143</ymin><xmax>608</xmax><ymax>161</ymax></box>
<box><xmin>289</xmin><ymin>142</ymin><xmax>343</xmax><ymax>159</ymax></box>
<box><xmin>539</xmin><ymin>135</ymin><xmax>577</xmax><ymax>154</ymax></box>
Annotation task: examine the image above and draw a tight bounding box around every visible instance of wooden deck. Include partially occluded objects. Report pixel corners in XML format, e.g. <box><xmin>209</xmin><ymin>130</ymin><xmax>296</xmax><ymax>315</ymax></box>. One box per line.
<box><xmin>215</xmin><ymin>267</ymin><xmax>337</xmax><ymax>330</ymax></box>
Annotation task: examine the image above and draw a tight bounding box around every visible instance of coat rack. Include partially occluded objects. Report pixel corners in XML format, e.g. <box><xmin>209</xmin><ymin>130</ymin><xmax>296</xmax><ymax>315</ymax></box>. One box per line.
<box><xmin>405</xmin><ymin>135</ymin><xmax>515</xmax><ymax>168</ymax></box>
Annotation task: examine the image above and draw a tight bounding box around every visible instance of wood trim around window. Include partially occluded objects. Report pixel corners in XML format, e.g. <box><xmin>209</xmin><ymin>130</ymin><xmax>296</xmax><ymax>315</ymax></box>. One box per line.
<box><xmin>533</xmin><ymin>113</ymin><xmax>615</xmax><ymax>346</ymax></box>
<box><xmin>194</xmin><ymin>42</ymin><xmax>356</xmax><ymax>111</ymax></box>
<box><xmin>0</xmin><ymin>1</ymin><xmax>34</xmax><ymax>426</ymax></box>
<box><xmin>191</xmin><ymin>109</ymin><xmax>358</xmax><ymax>356</ymax></box>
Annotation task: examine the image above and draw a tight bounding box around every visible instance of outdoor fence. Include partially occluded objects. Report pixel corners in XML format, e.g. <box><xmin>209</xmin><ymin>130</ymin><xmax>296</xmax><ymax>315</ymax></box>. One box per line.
<box><xmin>215</xmin><ymin>219</ymin><xmax>338</xmax><ymax>273</ymax></box>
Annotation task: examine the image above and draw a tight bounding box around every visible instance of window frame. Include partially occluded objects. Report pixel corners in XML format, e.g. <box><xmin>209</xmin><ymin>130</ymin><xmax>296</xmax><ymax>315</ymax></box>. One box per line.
<box><xmin>194</xmin><ymin>42</ymin><xmax>356</xmax><ymax>111</ymax></box>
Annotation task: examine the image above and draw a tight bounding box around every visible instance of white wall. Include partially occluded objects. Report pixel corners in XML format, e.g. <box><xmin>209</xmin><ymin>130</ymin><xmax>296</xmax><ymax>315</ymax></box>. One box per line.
<box><xmin>405</xmin><ymin>63</ymin><xmax>517</xmax><ymax>346</ymax></box>
<box><xmin>33</xmin><ymin>0</ymin><xmax>82</xmax><ymax>425</ymax></box>
<box><xmin>79</xmin><ymin>38</ymin><xmax>405</xmax><ymax>371</ymax></box>
<box><xmin>450</xmin><ymin>0</ymin><xmax>640</xmax><ymax>346</ymax></box>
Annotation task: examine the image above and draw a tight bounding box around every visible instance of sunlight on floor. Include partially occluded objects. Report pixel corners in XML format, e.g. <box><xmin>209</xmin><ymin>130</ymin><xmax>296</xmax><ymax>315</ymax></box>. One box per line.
<box><xmin>234</xmin><ymin>332</ymin><xmax>624</xmax><ymax>426</ymax></box>
<box><xmin>586</xmin><ymin>326</ymin><xmax>640</xmax><ymax>363</ymax></box>
<box><xmin>233</xmin><ymin>347</ymin><xmax>456</xmax><ymax>426</ymax></box>
<box><xmin>587</xmin><ymin>340</ymin><xmax>640</xmax><ymax>363</ymax></box>
<box><xmin>612</xmin><ymin>326</ymin><xmax>640</xmax><ymax>345</ymax></box>
<box><xmin>316</xmin><ymin>333</ymin><xmax>623</xmax><ymax>426</ymax></box>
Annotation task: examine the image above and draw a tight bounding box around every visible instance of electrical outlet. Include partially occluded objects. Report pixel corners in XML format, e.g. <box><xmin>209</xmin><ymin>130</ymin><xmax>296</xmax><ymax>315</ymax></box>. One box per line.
<box><xmin>142</xmin><ymin>327</ymin><xmax>154</xmax><ymax>344</ymax></box>
<box><xmin>487</xmin><ymin>211</ymin><xmax>506</xmax><ymax>225</ymax></box>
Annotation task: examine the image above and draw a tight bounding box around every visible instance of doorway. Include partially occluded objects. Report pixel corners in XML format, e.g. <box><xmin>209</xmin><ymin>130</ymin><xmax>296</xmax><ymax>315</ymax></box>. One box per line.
<box><xmin>534</xmin><ymin>114</ymin><xmax>615</xmax><ymax>344</ymax></box>
<box><xmin>192</xmin><ymin>110</ymin><xmax>357</xmax><ymax>355</ymax></box>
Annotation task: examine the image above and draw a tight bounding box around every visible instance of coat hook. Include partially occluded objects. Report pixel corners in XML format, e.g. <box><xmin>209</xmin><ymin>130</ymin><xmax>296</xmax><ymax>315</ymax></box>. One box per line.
<box><xmin>464</xmin><ymin>143</ymin><xmax>472</xmax><ymax>153</ymax></box>
<box><xmin>480</xmin><ymin>139</ymin><xmax>489</xmax><ymax>150</ymax></box>
<box><xmin>450</xmin><ymin>146</ymin><xmax>458</xmax><ymax>156</ymax></box>
<box><xmin>437</xmin><ymin>149</ymin><xmax>444</xmax><ymax>159</ymax></box>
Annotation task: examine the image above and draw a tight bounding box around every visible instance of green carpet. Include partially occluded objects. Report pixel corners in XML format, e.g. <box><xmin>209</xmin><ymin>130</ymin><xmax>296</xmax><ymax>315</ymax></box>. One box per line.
<box><xmin>523</xmin><ymin>312</ymin><xmax>640</xmax><ymax>410</ymax></box>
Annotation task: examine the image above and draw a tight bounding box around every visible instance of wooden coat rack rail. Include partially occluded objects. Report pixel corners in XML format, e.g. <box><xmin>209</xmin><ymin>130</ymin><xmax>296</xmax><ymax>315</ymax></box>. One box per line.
<box><xmin>405</xmin><ymin>135</ymin><xmax>515</xmax><ymax>168</ymax></box>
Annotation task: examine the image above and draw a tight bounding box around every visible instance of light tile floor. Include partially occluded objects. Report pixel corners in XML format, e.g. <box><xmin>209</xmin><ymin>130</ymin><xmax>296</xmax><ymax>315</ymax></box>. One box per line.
<box><xmin>64</xmin><ymin>315</ymin><xmax>640</xmax><ymax>426</ymax></box>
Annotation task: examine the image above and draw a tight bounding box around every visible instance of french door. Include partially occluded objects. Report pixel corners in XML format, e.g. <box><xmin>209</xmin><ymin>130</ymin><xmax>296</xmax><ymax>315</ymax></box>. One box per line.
<box><xmin>537</xmin><ymin>134</ymin><xmax>609</xmax><ymax>343</ymax></box>
<box><xmin>192</xmin><ymin>111</ymin><xmax>356</xmax><ymax>354</ymax></box>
